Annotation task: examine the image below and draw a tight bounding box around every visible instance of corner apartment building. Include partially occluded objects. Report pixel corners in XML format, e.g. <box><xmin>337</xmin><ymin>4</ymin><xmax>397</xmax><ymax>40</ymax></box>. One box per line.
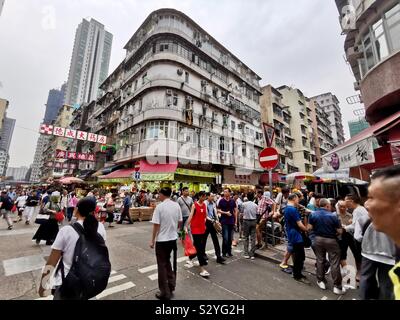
<box><xmin>276</xmin><ymin>86</ymin><xmax>317</xmax><ymax>173</ymax></box>
<box><xmin>85</xmin><ymin>8</ymin><xmax>264</xmax><ymax>190</ymax></box>
<box><xmin>312</xmin><ymin>93</ymin><xmax>345</xmax><ymax>147</ymax></box>
<box><xmin>41</xmin><ymin>105</ymin><xmax>74</xmax><ymax>180</ymax></box>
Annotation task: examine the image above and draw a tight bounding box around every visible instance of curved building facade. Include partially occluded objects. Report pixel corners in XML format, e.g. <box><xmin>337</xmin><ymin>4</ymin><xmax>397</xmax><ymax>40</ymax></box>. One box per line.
<box><xmin>85</xmin><ymin>9</ymin><xmax>264</xmax><ymax>190</ymax></box>
<box><xmin>337</xmin><ymin>0</ymin><xmax>400</xmax><ymax>124</ymax></box>
<box><xmin>334</xmin><ymin>0</ymin><xmax>400</xmax><ymax>171</ymax></box>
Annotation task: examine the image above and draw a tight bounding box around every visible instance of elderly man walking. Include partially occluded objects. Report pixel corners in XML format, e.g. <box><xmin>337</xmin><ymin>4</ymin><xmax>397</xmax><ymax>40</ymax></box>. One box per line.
<box><xmin>308</xmin><ymin>198</ymin><xmax>345</xmax><ymax>295</ymax></box>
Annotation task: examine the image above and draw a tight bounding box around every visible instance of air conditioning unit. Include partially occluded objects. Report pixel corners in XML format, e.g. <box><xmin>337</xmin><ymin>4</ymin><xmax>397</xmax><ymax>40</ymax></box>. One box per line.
<box><xmin>196</xmin><ymin>40</ymin><xmax>202</xmax><ymax>47</ymax></box>
<box><xmin>201</xmin><ymin>80</ymin><xmax>208</xmax><ymax>87</ymax></box>
<box><xmin>177</xmin><ymin>68</ymin><xmax>183</xmax><ymax>76</ymax></box>
<box><xmin>166</xmin><ymin>89</ymin><xmax>173</xmax><ymax>95</ymax></box>
<box><xmin>128</xmin><ymin>105</ymin><xmax>134</xmax><ymax>115</ymax></box>
<box><xmin>186</xmin><ymin>96</ymin><xmax>193</xmax><ymax>101</ymax></box>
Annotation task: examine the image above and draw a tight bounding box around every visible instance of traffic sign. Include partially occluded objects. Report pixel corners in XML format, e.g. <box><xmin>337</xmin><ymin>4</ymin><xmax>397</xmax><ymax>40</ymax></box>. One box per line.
<box><xmin>263</xmin><ymin>123</ymin><xmax>275</xmax><ymax>147</ymax></box>
<box><xmin>134</xmin><ymin>162</ymin><xmax>141</xmax><ymax>172</ymax></box>
<box><xmin>259</xmin><ymin>148</ymin><xmax>279</xmax><ymax>170</ymax></box>
<box><xmin>134</xmin><ymin>171</ymin><xmax>141</xmax><ymax>181</ymax></box>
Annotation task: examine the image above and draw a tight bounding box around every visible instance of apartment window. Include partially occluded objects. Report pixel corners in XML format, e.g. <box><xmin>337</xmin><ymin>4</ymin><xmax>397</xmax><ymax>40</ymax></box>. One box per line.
<box><xmin>212</xmin><ymin>87</ymin><xmax>218</xmax><ymax>99</ymax></box>
<box><xmin>303</xmin><ymin>151</ymin><xmax>309</xmax><ymax>161</ymax></box>
<box><xmin>241</xmin><ymin>141</ymin><xmax>247</xmax><ymax>157</ymax></box>
<box><xmin>173</xmin><ymin>93</ymin><xmax>178</xmax><ymax>106</ymax></box>
<box><xmin>185</xmin><ymin>71</ymin><xmax>189</xmax><ymax>84</ymax></box>
<box><xmin>145</xmin><ymin>121</ymin><xmax>169</xmax><ymax>139</ymax></box>
<box><xmin>302</xmin><ymin>137</ymin><xmax>308</xmax><ymax>147</ymax></box>
<box><xmin>134</xmin><ymin>80</ymin><xmax>138</xmax><ymax>91</ymax></box>
<box><xmin>231</xmin><ymin>120</ymin><xmax>236</xmax><ymax>130</ymax></box>
<box><xmin>142</xmin><ymin>73</ymin><xmax>147</xmax><ymax>85</ymax></box>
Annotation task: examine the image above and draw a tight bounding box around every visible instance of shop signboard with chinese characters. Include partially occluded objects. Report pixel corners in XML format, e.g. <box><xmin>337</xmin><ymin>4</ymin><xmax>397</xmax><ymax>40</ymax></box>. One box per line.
<box><xmin>391</xmin><ymin>141</ymin><xmax>400</xmax><ymax>165</ymax></box>
<box><xmin>40</xmin><ymin>124</ymin><xmax>107</xmax><ymax>145</ymax></box>
<box><xmin>55</xmin><ymin>150</ymin><xmax>96</xmax><ymax>162</ymax></box>
<box><xmin>45</xmin><ymin>162</ymin><xmax>77</xmax><ymax>170</ymax></box>
<box><xmin>223</xmin><ymin>169</ymin><xmax>259</xmax><ymax>185</ymax></box>
<box><xmin>323</xmin><ymin>138</ymin><xmax>375</xmax><ymax>171</ymax></box>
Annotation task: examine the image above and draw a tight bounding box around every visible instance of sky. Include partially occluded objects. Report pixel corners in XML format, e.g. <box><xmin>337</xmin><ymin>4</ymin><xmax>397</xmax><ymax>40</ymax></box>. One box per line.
<box><xmin>0</xmin><ymin>0</ymin><xmax>364</xmax><ymax>168</ymax></box>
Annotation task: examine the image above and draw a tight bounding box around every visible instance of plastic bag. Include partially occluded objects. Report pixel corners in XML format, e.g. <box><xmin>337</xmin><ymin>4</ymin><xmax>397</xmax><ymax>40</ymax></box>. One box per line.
<box><xmin>181</xmin><ymin>234</ymin><xmax>197</xmax><ymax>257</ymax></box>
<box><xmin>55</xmin><ymin>211</ymin><xmax>65</xmax><ymax>222</ymax></box>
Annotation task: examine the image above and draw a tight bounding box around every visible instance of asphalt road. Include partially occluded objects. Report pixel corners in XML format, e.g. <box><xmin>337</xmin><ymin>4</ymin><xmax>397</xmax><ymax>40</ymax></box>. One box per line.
<box><xmin>0</xmin><ymin>215</ymin><xmax>359</xmax><ymax>300</ymax></box>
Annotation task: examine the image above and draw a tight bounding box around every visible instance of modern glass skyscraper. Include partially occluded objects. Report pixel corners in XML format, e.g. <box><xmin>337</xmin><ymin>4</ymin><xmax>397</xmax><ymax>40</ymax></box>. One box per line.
<box><xmin>64</xmin><ymin>18</ymin><xmax>113</xmax><ymax>107</ymax></box>
<box><xmin>43</xmin><ymin>83</ymin><xmax>66</xmax><ymax>123</ymax></box>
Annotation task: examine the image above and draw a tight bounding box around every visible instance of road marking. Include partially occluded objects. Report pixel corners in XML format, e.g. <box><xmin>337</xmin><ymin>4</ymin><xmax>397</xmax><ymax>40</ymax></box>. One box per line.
<box><xmin>321</xmin><ymin>296</ymin><xmax>328</xmax><ymax>300</ymax></box>
<box><xmin>0</xmin><ymin>228</ymin><xmax>38</xmax><ymax>237</ymax></box>
<box><xmin>139</xmin><ymin>250</ymin><xmax>215</xmax><ymax>274</ymax></box>
<box><xmin>110</xmin><ymin>270</ymin><xmax>117</xmax><ymax>275</ymax></box>
<box><xmin>108</xmin><ymin>274</ymin><xmax>127</xmax><ymax>284</ymax></box>
<box><xmin>177</xmin><ymin>256</ymin><xmax>189</xmax><ymax>263</ymax></box>
<box><xmin>3</xmin><ymin>254</ymin><xmax>46</xmax><ymax>276</ymax></box>
<box><xmin>148</xmin><ymin>273</ymin><xmax>158</xmax><ymax>281</ymax></box>
<box><xmin>96</xmin><ymin>281</ymin><xmax>136</xmax><ymax>299</ymax></box>
<box><xmin>36</xmin><ymin>295</ymin><xmax>53</xmax><ymax>300</ymax></box>
<box><xmin>138</xmin><ymin>264</ymin><xmax>158</xmax><ymax>274</ymax></box>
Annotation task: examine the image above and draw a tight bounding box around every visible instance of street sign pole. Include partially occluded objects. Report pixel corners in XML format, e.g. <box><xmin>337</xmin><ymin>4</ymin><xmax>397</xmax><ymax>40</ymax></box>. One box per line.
<box><xmin>259</xmin><ymin>147</ymin><xmax>279</xmax><ymax>248</ymax></box>
<box><xmin>269</xmin><ymin>169</ymin><xmax>275</xmax><ymax>246</ymax></box>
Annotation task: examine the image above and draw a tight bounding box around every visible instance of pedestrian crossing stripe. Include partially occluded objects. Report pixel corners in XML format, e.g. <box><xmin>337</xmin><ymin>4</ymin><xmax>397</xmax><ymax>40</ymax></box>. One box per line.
<box><xmin>35</xmin><ymin>270</ymin><xmax>135</xmax><ymax>300</ymax></box>
<box><xmin>138</xmin><ymin>249</ymin><xmax>216</xmax><ymax>274</ymax></box>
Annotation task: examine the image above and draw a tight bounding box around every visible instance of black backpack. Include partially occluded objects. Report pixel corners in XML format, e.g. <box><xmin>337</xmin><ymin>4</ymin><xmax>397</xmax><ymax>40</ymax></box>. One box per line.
<box><xmin>57</xmin><ymin>223</ymin><xmax>111</xmax><ymax>300</ymax></box>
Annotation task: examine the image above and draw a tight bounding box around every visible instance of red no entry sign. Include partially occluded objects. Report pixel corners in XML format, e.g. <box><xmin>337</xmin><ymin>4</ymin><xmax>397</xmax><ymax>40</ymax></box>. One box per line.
<box><xmin>259</xmin><ymin>148</ymin><xmax>279</xmax><ymax>170</ymax></box>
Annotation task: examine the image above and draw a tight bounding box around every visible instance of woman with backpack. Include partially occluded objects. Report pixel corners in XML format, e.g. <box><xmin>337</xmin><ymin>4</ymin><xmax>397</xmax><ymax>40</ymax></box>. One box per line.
<box><xmin>33</xmin><ymin>193</ymin><xmax>61</xmax><ymax>245</ymax></box>
<box><xmin>38</xmin><ymin>197</ymin><xmax>109</xmax><ymax>300</ymax></box>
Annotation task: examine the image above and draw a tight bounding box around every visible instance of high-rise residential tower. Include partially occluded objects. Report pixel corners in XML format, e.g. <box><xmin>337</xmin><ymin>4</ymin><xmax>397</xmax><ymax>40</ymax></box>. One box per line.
<box><xmin>64</xmin><ymin>18</ymin><xmax>113</xmax><ymax>106</ymax></box>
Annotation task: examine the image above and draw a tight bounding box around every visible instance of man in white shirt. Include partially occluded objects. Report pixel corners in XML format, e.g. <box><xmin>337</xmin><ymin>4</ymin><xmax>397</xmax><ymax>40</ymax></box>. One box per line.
<box><xmin>150</xmin><ymin>187</ymin><xmax>183</xmax><ymax>300</ymax></box>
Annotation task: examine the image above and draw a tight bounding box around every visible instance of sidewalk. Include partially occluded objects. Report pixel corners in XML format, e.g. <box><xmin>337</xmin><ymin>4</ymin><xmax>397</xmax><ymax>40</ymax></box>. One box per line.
<box><xmin>255</xmin><ymin>243</ymin><xmax>318</xmax><ymax>275</ymax></box>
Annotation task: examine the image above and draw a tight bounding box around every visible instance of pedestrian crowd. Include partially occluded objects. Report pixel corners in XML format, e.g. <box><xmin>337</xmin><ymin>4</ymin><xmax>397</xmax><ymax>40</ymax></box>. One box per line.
<box><xmin>2</xmin><ymin>165</ymin><xmax>400</xmax><ymax>301</ymax></box>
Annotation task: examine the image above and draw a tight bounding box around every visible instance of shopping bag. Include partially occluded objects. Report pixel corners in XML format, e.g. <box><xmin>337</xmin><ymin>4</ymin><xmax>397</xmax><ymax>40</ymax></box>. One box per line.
<box><xmin>181</xmin><ymin>234</ymin><xmax>197</xmax><ymax>257</ymax></box>
<box><xmin>11</xmin><ymin>205</ymin><xmax>17</xmax><ymax>213</ymax></box>
<box><xmin>55</xmin><ymin>211</ymin><xmax>65</xmax><ymax>222</ymax></box>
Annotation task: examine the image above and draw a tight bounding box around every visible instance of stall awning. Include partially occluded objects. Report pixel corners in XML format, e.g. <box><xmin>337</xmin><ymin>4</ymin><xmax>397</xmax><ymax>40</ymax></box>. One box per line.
<box><xmin>139</xmin><ymin>160</ymin><xmax>179</xmax><ymax>173</ymax></box>
<box><xmin>99</xmin><ymin>168</ymin><xmax>135</xmax><ymax>179</ymax></box>
<box><xmin>92</xmin><ymin>165</ymin><xmax>125</xmax><ymax>177</ymax></box>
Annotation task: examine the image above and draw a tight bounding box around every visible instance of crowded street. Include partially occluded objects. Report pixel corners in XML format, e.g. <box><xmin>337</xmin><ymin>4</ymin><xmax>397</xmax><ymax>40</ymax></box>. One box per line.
<box><xmin>0</xmin><ymin>212</ymin><xmax>359</xmax><ymax>301</ymax></box>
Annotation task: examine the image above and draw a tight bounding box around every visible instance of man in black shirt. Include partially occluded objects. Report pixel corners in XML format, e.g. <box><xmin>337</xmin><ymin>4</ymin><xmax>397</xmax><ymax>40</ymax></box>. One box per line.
<box><xmin>0</xmin><ymin>191</ymin><xmax>14</xmax><ymax>230</ymax></box>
